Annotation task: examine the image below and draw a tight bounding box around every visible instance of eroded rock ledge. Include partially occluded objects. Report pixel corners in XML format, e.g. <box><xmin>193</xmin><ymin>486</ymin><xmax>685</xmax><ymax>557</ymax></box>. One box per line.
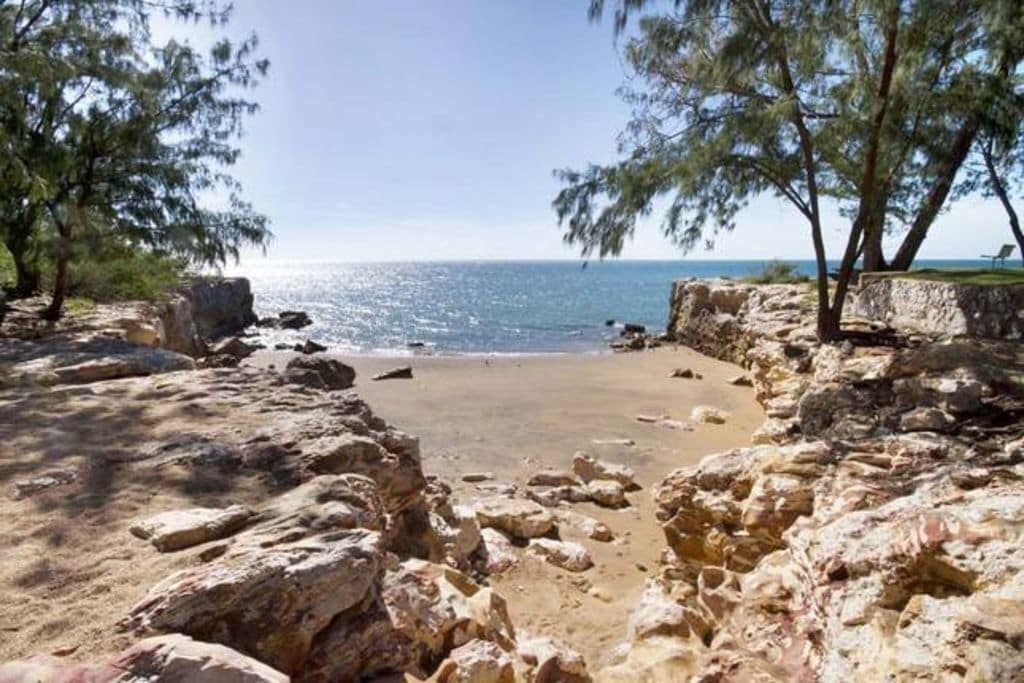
<box><xmin>603</xmin><ymin>279</ymin><xmax>1024</xmax><ymax>681</ymax></box>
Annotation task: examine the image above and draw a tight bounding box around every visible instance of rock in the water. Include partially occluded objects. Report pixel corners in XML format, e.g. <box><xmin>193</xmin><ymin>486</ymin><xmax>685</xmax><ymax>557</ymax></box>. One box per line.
<box><xmin>284</xmin><ymin>355</ymin><xmax>355</xmax><ymax>390</ymax></box>
<box><xmin>372</xmin><ymin>365</ymin><xmax>414</xmax><ymax>381</ymax></box>
<box><xmin>475</xmin><ymin>497</ymin><xmax>555</xmax><ymax>539</ymax></box>
<box><xmin>690</xmin><ymin>405</ymin><xmax>729</xmax><ymax>424</ymax></box>
<box><xmin>572</xmin><ymin>452</ymin><xmax>637</xmax><ymax>489</ymax></box>
<box><xmin>130</xmin><ymin>505</ymin><xmax>254</xmax><ymax>552</ymax></box>
<box><xmin>527</xmin><ymin>469</ymin><xmax>580</xmax><ymax>487</ymax></box>
<box><xmin>297</xmin><ymin>339</ymin><xmax>327</xmax><ymax>354</ymax></box>
<box><xmin>622</xmin><ymin>323</ymin><xmax>646</xmax><ymax>334</ymax></box>
<box><xmin>526</xmin><ymin>538</ymin><xmax>593</xmax><ymax>572</ymax></box>
<box><xmin>585</xmin><ymin>479</ymin><xmax>627</xmax><ymax>508</ymax></box>
<box><xmin>211</xmin><ymin>336</ymin><xmax>257</xmax><ymax>360</ymax></box>
<box><xmin>278</xmin><ymin>310</ymin><xmax>312</xmax><ymax>329</ymax></box>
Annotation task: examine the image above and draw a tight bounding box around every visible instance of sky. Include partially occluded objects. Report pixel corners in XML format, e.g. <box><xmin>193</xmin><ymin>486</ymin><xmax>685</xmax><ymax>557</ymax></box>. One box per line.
<box><xmin>160</xmin><ymin>1</ymin><xmax>1012</xmax><ymax>263</ymax></box>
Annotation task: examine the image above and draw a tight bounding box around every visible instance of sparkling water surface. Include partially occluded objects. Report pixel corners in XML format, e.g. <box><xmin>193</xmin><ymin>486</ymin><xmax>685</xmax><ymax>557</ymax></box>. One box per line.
<box><xmin>232</xmin><ymin>259</ymin><xmax>991</xmax><ymax>355</ymax></box>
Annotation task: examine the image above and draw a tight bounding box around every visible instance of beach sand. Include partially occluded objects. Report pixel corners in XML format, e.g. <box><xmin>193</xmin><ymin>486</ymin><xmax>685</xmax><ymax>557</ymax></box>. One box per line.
<box><xmin>0</xmin><ymin>344</ymin><xmax>760</xmax><ymax>670</ymax></box>
<box><xmin>257</xmin><ymin>345</ymin><xmax>763</xmax><ymax>668</ymax></box>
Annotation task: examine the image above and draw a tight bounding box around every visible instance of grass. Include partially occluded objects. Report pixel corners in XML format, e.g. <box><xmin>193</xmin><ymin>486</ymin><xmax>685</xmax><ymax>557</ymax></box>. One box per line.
<box><xmin>741</xmin><ymin>260</ymin><xmax>812</xmax><ymax>285</ymax></box>
<box><xmin>868</xmin><ymin>268</ymin><xmax>1024</xmax><ymax>286</ymax></box>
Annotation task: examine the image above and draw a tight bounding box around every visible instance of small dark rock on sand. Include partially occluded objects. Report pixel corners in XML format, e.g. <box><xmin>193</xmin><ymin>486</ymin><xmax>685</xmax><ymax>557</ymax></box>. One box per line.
<box><xmin>669</xmin><ymin>367</ymin><xmax>702</xmax><ymax>380</ymax></box>
<box><xmin>372</xmin><ymin>366</ymin><xmax>413</xmax><ymax>381</ymax></box>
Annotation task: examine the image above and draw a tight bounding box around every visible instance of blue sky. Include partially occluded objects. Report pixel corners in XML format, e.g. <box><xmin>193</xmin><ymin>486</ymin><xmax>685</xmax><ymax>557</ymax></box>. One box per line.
<box><xmin>164</xmin><ymin>1</ymin><xmax>1012</xmax><ymax>263</ymax></box>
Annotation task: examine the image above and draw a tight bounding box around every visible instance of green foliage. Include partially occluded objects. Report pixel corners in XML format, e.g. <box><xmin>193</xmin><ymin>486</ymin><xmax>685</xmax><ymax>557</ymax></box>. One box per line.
<box><xmin>557</xmin><ymin>0</ymin><xmax>1024</xmax><ymax>338</ymax></box>
<box><xmin>742</xmin><ymin>261</ymin><xmax>811</xmax><ymax>285</ymax></box>
<box><xmin>0</xmin><ymin>244</ymin><xmax>13</xmax><ymax>288</ymax></box>
<box><xmin>40</xmin><ymin>248</ymin><xmax>187</xmax><ymax>303</ymax></box>
<box><xmin>0</xmin><ymin>0</ymin><xmax>271</xmax><ymax>315</ymax></box>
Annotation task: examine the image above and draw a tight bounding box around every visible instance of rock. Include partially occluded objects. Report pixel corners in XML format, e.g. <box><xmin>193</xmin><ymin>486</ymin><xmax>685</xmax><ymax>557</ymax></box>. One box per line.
<box><xmin>211</xmin><ymin>336</ymin><xmax>257</xmax><ymax>359</ymax></box>
<box><xmin>526</xmin><ymin>538</ymin><xmax>593</xmax><ymax>572</ymax></box>
<box><xmin>526</xmin><ymin>485</ymin><xmax>591</xmax><ymax>507</ymax></box>
<box><xmin>527</xmin><ymin>469</ymin><xmax>580</xmax><ymax>487</ymax></box>
<box><xmin>658</xmin><ymin>419</ymin><xmax>691</xmax><ymax>431</ymax></box>
<box><xmin>585</xmin><ymin>480</ymin><xmax>627</xmax><ymax>508</ymax></box>
<box><xmin>10</xmin><ymin>469</ymin><xmax>77</xmax><ymax>500</ymax></box>
<box><xmin>516</xmin><ymin>636</ymin><xmax>588</xmax><ymax>683</ymax></box>
<box><xmin>475</xmin><ymin>497</ymin><xmax>555</xmax><ymax>539</ymax></box>
<box><xmin>278</xmin><ymin>310</ymin><xmax>312</xmax><ymax>329</ymax></box>
<box><xmin>480</xmin><ymin>528</ymin><xmax>519</xmax><ymax>573</ymax></box>
<box><xmin>591</xmin><ymin>438</ymin><xmax>635</xmax><ymax>446</ymax></box>
<box><xmin>373</xmin><ymin>365</ymin><xmax>414</xmax><ymax>381</ymax></box>
<box><xmin>462</xmin><ymin>472</ymin><xmax>495</xmax><ymax>483</ymax></box>
<box><xmin>124</xmin><ymin>322</ymin><xmax>160</xmax><ymax>347</ymax></box>
<box><xmin>431</xmin><ymin>638</ymin><xmax>516</xmax><ymax>683</ymax></box>
<box><xmin>284</xmin><ymin>355</ymin><xmax>355</xmax><ymax>390</ymax></box>
<box><xmin>129</xmin><ymin>505</ymin><xmax>254</xmax><ymax>552</ymax></box>
<box><xmin>196</xmin><ymin>353</ymin><xmax>240</xmax><ymax>369</ymax></box>
<box><xmin>122</xmin><ymin>475</ymin><xmax>385</xmax><ymax>675</ymax></box>
<box><xmin>622</xmin><ymin>323</ymin><xmax>646</xmax><ymax>334</ymax></box>
<box><xmin>572</xmin><ymin>452</ymin><xmax>637</xmax><ymax>488</ymax></box>
<box><xmin>605</xmin><ymin>319</ymin><xmax>616</xmax><ymax>327</ymax></box>
<box><xmin>727</xmin><ymin>374</ymin><xmax>753</xmax><ymax>386</ymax></box>
<box><xmin>298</xmin><ymin>339</ymin><xmax>327</xmax><ymax>354</ymax></box>
<box><xmin>178</xmin><ymin>277</ymin><xmax>258</xmax><ymax>339</ymax></box>
<box><xmin>635</xmin><ymin>414</ymin><xmax>660</xmax><ymax>423</ymax></box>
<box><xmin>553</xmin><ymin>509</ymin><xmax>614</xmax><ymax>542</ymax></box>
<box><xmin>407</xmin><ymin>341</ymin><xmax>426</xmax><ymax>348</ymax></box>
<box><xmin>431</xmin><ymin>504</ymin><xmax>483</xmax><ymax>562</ymax></box>
<box><xmin>668</xmin><ymin>368</ymin><xmax>701</xmax><ymax>379</ymax></box>
<box><xmin>899</xmin><ymin>406</ymin><xmax>955</xmax><ymax>432</ymax></box>
<box><xmin>273</xmin><ymin>342</ymin><xmax>292</xmax><ymax>350</ymax></box>
<box><xmin>3</xmin><ymin>346</ymin><xmax>197</xmax><ymax>387</ymax></box>
<box><xmin>0</xmin><ymin>634</ymin><xmax>289</xmax><ymax>683</ymax></box>
<box><xmin>690</xmin><ymin>405</ymin><xmax>728</xmax><ymax>424</ymax></box>
<box><xmin>476</xmin><ymin>482</ymin><xmax>518</xmax><ymax>497</ymax></box>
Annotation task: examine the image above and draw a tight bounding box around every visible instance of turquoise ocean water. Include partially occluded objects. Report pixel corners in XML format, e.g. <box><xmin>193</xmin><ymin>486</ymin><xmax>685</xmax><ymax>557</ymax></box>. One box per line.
<box><xmin>239</xmin><ymin>260</ymin><xmax>991</xmax><ymax>354</ymax></box>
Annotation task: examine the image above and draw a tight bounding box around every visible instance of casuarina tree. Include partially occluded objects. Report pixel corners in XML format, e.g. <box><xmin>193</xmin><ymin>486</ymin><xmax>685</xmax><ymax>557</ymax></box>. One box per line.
<box><xmin>554</xmin><ymin>0</ymin><xmax>1023</xmax><ymax>341</ymax></box>
<box><xmin>0</xmin><ymin>0</ymin><xmax>270</xmax><ymax>318</ymax></box>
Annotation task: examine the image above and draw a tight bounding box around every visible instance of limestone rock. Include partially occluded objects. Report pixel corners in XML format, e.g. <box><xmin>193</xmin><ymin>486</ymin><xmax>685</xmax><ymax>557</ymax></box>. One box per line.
<box><xmin>554</xmin><ymin>509</ymin><xmax>614</xmax><ymax>542</ymax></box>
<box><xmin>129</xmin><ymin>505</ymin><xmax>253</xmax><ymax>552</ymax></box>
<box><xmin>475</xmin><ymin>498</ymin><xmax>555</xmax><ymax>539</ymax></box>
<box><xmin>284</xmin><ymin>355</ymin><xmax>355</xmax><ymax>390</ymax></box>
<box><xmin>572</xmin><ymin>452</ymin><xmax>636</xmax><ymax>488</ymax></box>
<box><xmin>526</xmin><ymin>485</ymin><xmax>591</xmax><ymax>508</ymax></box>
<box><xmin>480</xmin><ymin>528</ymin><xmax>518</xmax><ymax>573</ymax></box>
<box><xmin>527</xmin><ymin>469</ymin><xmax>580</xmax><ymax>487</ymax></box>
<box><xmin>430</xmin><ymin>639</ymin><xmax>516</xmax><ymax>683</ymax></box>
<box><xmin>898</xmin><ymin>406</ymin><xmax>955</xmax><ymax>432</ymax></box>
<box><xmin>526</xmin><ymin>538</ymin><xmax>593</xmax><ymax>572</ymax></box>
<box><xmin>10</xmin><ymin>469</ymin><xmax>77</xmax><ymax>500</ymax></box>
<box><xmin>585</xmin><ymin>480</ymin><xmax>627</xmax><ymax>508</ymax></box>
<box><xmin>515</xmin><ymin>636</ymin><xmax>589</xmax><ymax>682</ymax></box>
<box><xmin>211</xmin><ymin>336</ymin><xmax>257</xmax><ymax>360</ymax></box>
<box><xmin>690</xmin><ymin>405</ymin><xmax>728</xmax><ymax>424</ymax></box>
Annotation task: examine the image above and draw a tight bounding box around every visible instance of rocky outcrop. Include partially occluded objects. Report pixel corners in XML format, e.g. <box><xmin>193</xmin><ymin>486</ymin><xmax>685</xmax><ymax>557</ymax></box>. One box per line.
<box><xmin>177</xmin><ymin>277</ymin><xmax>258</xmax><ymax>340</ymax></box>
<box><xmin>604</xmin><ymin>279</ymin><xmax>1024</xmax><ymax>681</ymax></box>
<box><xmin>853</xmin><ymin>274</ymin><xmax>1024</xmax><ymax>340</ymax></box>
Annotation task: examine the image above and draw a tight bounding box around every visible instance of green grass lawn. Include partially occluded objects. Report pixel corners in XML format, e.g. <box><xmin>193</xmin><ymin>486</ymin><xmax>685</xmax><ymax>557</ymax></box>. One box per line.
<box><xmin>869</xmin><ymin>268</ymin><xmax>1024</xmax><ymax>286</ymax></box>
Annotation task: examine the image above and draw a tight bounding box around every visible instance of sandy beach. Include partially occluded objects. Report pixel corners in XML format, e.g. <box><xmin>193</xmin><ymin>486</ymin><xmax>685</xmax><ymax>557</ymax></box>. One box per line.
<box><xmin>253</xmin><ymin>345</ymin><xmax>763</xmax><ymax>668</ymax></box>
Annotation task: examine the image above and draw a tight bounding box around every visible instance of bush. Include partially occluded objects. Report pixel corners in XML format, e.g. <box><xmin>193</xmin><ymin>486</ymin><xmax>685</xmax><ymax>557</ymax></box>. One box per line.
<box><xmin>742</xmin><ymin>260</ymin><xmax>811</xmax><ymax>285</ymax></box>
<box><xmin>41</xmin><ymin>248</ymin><xmax>187</xmax><ymax>303</ymax></box>
<box><xmin>0</xmin><ymin>245</ymin><xmax>14</xmax><ymax>289</ymax></box>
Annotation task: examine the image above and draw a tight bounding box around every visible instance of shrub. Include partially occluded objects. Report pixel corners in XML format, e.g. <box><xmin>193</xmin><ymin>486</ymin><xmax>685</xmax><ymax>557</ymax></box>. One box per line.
<box><xmin>41</xmin><ymin>247</ymin><xmax>187</xmax><ymax>303</ymax></box>
<box><xmin>742</xmin><ymin>260</ymin><xmax>811</xmax><ymax>285</ymax></box>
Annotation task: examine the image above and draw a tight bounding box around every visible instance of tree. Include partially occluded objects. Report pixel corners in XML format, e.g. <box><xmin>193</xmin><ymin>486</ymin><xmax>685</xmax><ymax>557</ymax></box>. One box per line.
<box><xmin>0</xmin><ymin>1</ymin><xmax>270</xmax><ymax>318</ymax></box>
<box><xmin>554</xmin><ymin>0</ymin><xmax>1023</xmax><ymax>340</ymax></box>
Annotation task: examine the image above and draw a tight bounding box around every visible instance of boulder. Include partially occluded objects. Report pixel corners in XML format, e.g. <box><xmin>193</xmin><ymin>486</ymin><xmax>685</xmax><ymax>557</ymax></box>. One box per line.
<box><xmin>526</xmin><ymin>470</ymin><xmax>580</xmax><ymax>487</ymax></box>
<box><xmin>585</xmin><ymin>480</ymin><xmax>627</xmax><ymax>508</ymax></box>
<box><xmin>430</xmin><ymin>639</ymin><xmax>516</xmax><ymax>683</ymax></box>
<box><xmin>211</xmin><ymin>336</ymin><xmax>257</xmax><ymax>360</ymax></box>
<box><xmin>284</xmin><ymin>355</ymin><xmax>355</xmax><ymax>390</ymax></box>
<box><xmin>475</xmin><ymin>498</ymin><xmax>555</xmax><ymax>539</ymax></box>
<box><xmin>572</xmin><ymin>452</ymin><xmax>636</xmax><ymax>489</ymax></box>
<box><xmin>0</xmin><ymin>635</ymin><xmax>288</xmax><ymax>683</ymax></box>
<box><xmin>515</xmin><ymin>637</ymin><xmax>588</xmax><ymax>683</ymax></box>
<box><xmin>129</xmin><ymin>505</ymin><xmax>254</xmax><ymax>552</ymax></box>
<box><xmin>690</xmin><ymin>405</ymin><xmax>728</xmax><ymax>424</ymax></box>
<box><xmin>898</xmin><ymin>406</ymin><xmax>955</xmax><ymax>432</ymax></box>
<box><xmin>177</xmin><ymin>277</ymin><xmax>258</xmax><ymax>339</ymax></box>
<box><xmin>122</xmin><ymin>475</ymin><xmax>386</xmax><ymax>675</ymax></box>
<box><xmin>480</xmin><ymin>528</ymin><xmax>519</xmax><ymax>573</ymax></box>
<box><xmin>553</xmin><ymin>509</ymin><xmax>614</xmax><ymax>542</ymax></box>
<box><xmin>373</xmin><ymin>365</ymin><xmax>414</xmax><ymax>381</ymax></box>
<box><xmin>298</xmin><ymin>339</ymin><xmax>328</xmax><ymax>354</ymax></box>
<box><xmin>526</xmin><ymin>538</ymin><xmax>593</xmax><ymax>572</ymax></box>
<box><xmin>278</xmin><ymin>310</ymin><xmax>312</xmax><ymax>329</ymax></box>
<box><xmin>526</xmin><ymin>485</ymin><xmax>591</xmax><ymax>507</ymax></box>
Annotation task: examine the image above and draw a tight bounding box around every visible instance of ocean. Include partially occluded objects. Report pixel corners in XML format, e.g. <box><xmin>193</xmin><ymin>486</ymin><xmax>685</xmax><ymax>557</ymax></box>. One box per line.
<box><xmin>237</xmin><ymin>259</ymin><xmax>991</xmax><ymax>355</ymax></box>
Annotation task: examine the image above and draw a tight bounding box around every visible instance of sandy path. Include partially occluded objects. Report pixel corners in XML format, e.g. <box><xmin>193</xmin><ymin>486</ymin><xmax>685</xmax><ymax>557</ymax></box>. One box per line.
<box><xmin>255</xmin><ymin>346</ymin><xmax>762</xmax><ymax>668</ymax></box>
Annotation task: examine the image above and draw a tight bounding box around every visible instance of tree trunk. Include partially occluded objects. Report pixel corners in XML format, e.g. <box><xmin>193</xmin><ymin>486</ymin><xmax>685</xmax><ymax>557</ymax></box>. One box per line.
<box><xmin>4</xmin><ymin>214</ymin><xmax>41</xmax><ymax>297</ymax></box>
<box><xmin>43</xmin><ymin>222</ymin><xmax>71</xmax><ymax>321</ymax></box>
<box><xmin>861</xmin><ymin>224</ymin><xmax>887</xmax><ymax>272</ymax></box>
<box><xmin>983</xmin><ymin>142</ymin><xmax>1024</xmax><ymax>267</ymax></box>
